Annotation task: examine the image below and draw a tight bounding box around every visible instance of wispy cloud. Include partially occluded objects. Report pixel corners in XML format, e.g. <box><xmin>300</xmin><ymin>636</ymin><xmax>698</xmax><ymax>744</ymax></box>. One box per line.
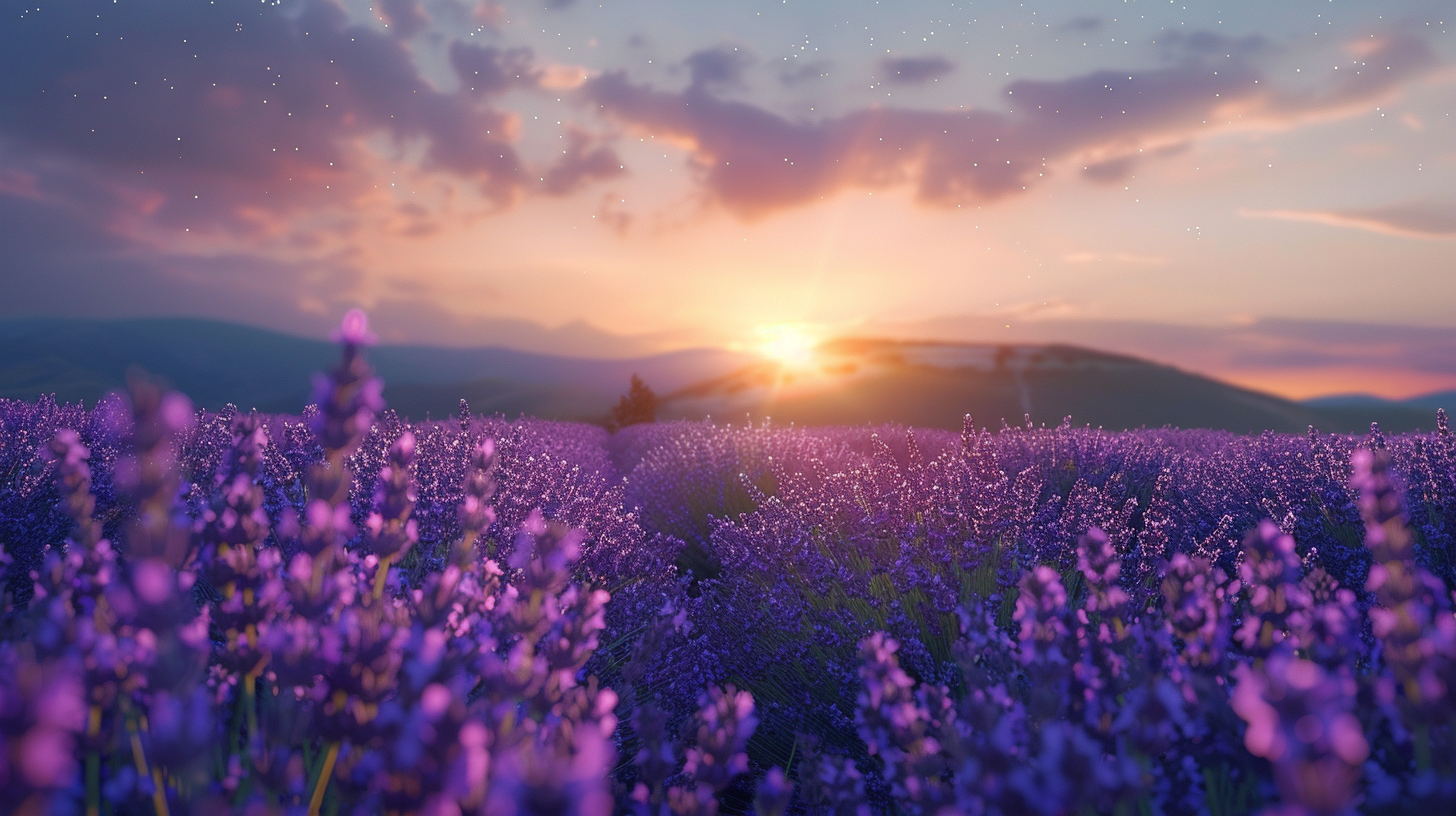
<box><xmin>1062</xmin><ymin>251</ymin><xmax>1169</xmax><ymax>265</ymax></box>
<box><xmin>1241</xmin><ymin>199</ymin><xmax>1456</xmax><ymax>240</ymax></box>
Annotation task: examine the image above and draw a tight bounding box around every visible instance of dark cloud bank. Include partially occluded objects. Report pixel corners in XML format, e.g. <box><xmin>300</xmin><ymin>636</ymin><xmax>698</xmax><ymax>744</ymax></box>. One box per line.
<box><xmin>0</xmin><ymin>0</ymin><xmax>621</xmax><ymax>332</ymax></box>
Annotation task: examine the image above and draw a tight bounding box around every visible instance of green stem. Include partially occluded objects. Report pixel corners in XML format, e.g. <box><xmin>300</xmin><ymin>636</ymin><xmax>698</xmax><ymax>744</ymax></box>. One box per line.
<box><xmin>243</xmin><ymin>673</ymin><xmax>259</xmax><ymax>750</ymax></box>
<box><xmin>86</xmin><ymin>703</ymin><xmax>102</xmax><ymax>816</ymax></box>
<box><xmin>372</xmin><ymin>554</ymin><xmax>393</xmax><ymax>601</ymax></box>
<box><xmin>307</xmin><ymin>742</ymin><xmax>340</xmax><ymax>816</ymax></box>
<box><xmin>127</xmin><ymin>717</ymin><xmax>169</xmax><ymax>816</ymax></box>
<box><xmin>86</xmin><ymin>750</ymin><xmax>100</xmax><ymax>816</ymax></box>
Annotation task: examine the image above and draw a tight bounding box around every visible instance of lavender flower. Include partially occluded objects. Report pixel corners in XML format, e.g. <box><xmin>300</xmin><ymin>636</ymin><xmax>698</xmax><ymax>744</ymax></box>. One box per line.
<box><xmin>45</xmin><ymin>429</ymin><xmax>101</xmax><ymax>550</ymax></box>
<box><xmin>854</xmin><ymin>633</ymin><xmax>951</xmax><ymax>810</ymax></box>
<box><xmin>1162</xmin><ymin>552</ymin><xmax>1233</xmax><ymax>670</ymax></box>
<box><xmin>0</xmin><ymin>643</ymin><xmax>85</xmax><ymax>815</ymax></box>
<box><xmin>681</xmin><ymin>684</ymin><xmax>756</xmax><ymax>794</ymax></box>
<box><xmin>113</xmin><ymin>376</ymin><xmax>196</xmax><ymax>566</ymax></box>
<box><xmin>1235</xmin><ymin>520</ymin><xmax>1311</xmax><ymax>659</ymax></box>
<box><xmin>1231</xmin><ymin>653</ymin><xmax>1367</xmax><ymax>816</ymax></box>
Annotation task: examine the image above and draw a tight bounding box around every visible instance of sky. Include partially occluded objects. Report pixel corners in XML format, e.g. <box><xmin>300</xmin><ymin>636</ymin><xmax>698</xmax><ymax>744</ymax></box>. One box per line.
<box><xmin>1</xmin><ymin>0</ymin><xmax>1453</xmax><ymax>399</ymax></box>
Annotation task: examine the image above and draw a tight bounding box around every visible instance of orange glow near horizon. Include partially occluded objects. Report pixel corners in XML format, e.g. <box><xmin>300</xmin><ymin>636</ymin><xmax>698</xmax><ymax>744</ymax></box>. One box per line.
<box><xmin>756</xmin><ymin>324</ymin><xmax>821</xmax><ymax>370</ymax></box>
<box><xmin>1217</xmin><ymin>367</ymin><xmax>1456</xmax><ymax>402</ymax></box>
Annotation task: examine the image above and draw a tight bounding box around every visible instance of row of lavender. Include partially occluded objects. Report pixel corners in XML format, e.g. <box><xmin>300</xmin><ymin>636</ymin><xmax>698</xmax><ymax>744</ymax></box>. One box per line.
<box><xmin>2</xmin><ymin>314</ymin><xmax>1456</xmax><ymax>814</ymax></box>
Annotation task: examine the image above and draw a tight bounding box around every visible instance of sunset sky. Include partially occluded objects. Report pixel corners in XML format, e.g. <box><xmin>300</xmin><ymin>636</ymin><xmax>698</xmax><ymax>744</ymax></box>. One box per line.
<box><xmin>2</xmin><ymin>0</ymin><xmax>1453</xmax><ymax>398</ymax></box>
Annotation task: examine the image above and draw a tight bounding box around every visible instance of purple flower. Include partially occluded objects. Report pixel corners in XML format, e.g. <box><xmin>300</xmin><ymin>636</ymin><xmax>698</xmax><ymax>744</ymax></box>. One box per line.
<box><xmin>1352</xmin><ymin>448</ymin><xmax>1456</xmax><ymax>713</ymax></box>
<box><xmin>753</xmin><ymin>767</ymin><xmax>794</xmax><ymax>816</ymax></box>
<box><xmin>484</xmin><ymin>707</ymin><xmax>615</xmax><ymax>816</ymax></box>
<box><xmin>1234</xmin><ymin>520</ymin><xmax>1311</xmax><ymax>659</ymax></box>
<box><xmin>683</xmin><ymin>684</ymin><xmax>757</xmax><ymax>793</ymax></box>
<box><xmin>365</xmin><ymin>430</ymin><xmax>419</xmax><ymax>563</ymax></box>
<box><xmin>1162</xmin><ymin>552</ymin><xmax>1233</xmax><ymax>670</ymax></box>
<box><xmin>0</xmin><ymin>644</ymin><xmax>85</xmax><ymax>811</ymax></box>
<box><xmin>1231</xmin><ymin>653</ymin><xmax>1367</xmax><ymax>816</ymax></box>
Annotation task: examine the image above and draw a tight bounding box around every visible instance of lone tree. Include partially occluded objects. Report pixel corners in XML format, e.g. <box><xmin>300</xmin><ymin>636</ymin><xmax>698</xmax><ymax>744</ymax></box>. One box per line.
<box><xmin>609</xmin><ymin>374</ymin><xmax>657</xmax><ymax>430</ymax></box>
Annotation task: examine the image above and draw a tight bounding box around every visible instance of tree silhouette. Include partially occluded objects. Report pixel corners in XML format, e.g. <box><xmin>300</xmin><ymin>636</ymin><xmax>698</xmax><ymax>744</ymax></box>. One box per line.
<box><xmin>609</xmin><ymin>374</ymin><xmax>657</xmax><ymax>430</ymax></box>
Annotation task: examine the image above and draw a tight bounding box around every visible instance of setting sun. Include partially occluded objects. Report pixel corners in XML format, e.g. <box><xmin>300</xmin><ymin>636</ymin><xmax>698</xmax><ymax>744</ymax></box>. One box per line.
<box><xmin>756</xmin><ymin>324</ymin><xmax>820</xmax><ymax>369</ymax></box>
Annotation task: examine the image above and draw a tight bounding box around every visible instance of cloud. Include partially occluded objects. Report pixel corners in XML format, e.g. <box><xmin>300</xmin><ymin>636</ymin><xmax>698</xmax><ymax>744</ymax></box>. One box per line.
<box><xmin>880</xmin><ymin>55</ymin><xmax>956</xmax><ymax>85</ymax></box>
<box><xmin>379</xmin><ymin>0</ymin><xmax>429</xmax><ymax>39</ymax></box>
<box><xmin>581</xmin><ymin>31</ymin><xmax>1437</xmax><ymax>218</ymax></box>
<box><xmin>0</xmin><ymin>182</ymin><xmax>362</xmax><ymax>329</ymax></box>
<box><xmin>1241</xmin><ymin>199</ymin><xmax>1456</xmax><ymax>239</ymax></box>
<box><xmin>542</xmin><ymin>126</ymin><xmax>626</xmax><ymax>195</ymax></box>
<box><xmin>1155</xmin><ymin>30</ymin><xmax>1269</xmax><ymax>59</ymax></box>
<box><xmin>779</xmin><ymin>59</ymin><xmax>832</xmax><ymax>86</ymax></box>
<box><xmin>684</xmin><ymin>46</ymin><xmax>754</xmax><ymax>91</ymax></box>
<box><xmin>0</xmin><ymin>180</ymin><xmax>666</xmax><ymax>354</ymax></box>
<box><xmin>0</xmin><ymin>0</ymin><xmax>620</xmax><ymax>240</ymax></box>
<box><xmin>1062</xmin><ymin>17</ymin><xmax>1103</xmax><ymax>33</ymax></box>
<box><xmin>0</xmin><ymin>0</ymin><xmax>634</xmax><ymax>345</ymax></box>
<box><xmin>1062</xmin><ymin>251</ymin><xmax>1169</xmax><ymax>265</ymax></box>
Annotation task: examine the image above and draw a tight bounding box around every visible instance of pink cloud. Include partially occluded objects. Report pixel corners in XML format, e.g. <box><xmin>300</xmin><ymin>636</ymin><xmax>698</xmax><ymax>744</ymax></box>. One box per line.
<box><xmin>581</xmin><ymin>33</ymin><xmax>1437</xmax><ymax>218</ymax></box>
<box><xmin>1240</xmin><ymin>200</ymin><xmax>1456</xmax><ymax>240</ymax></box>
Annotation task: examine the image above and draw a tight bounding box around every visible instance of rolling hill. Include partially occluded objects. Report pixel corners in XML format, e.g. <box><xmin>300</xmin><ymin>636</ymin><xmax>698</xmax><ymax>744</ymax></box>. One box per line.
<box><xmin>0</xmin><ymin>317</ymin><xmax>750</xmax><ymax>419</ymax></box>
<box><xmin>660</xmin><ymin>339</ymin><xmax>1362</xmax><ymax>434</ymax></box>
<box><xmin>0</xmin><ymin>318</ymin><xmax>1446</xmax><ymax>433</ymax></box>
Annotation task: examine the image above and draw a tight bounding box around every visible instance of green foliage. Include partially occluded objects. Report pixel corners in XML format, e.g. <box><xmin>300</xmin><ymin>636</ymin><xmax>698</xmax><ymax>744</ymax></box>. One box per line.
<box><xmin>609</xmin><ymin>374</ymin><xmax>658</xmax><ymax>431</ymax></box>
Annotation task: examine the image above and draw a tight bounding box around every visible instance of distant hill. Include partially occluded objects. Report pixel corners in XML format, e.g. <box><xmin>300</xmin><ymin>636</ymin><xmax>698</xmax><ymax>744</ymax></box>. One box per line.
<box><xmin>0</xmin><ymin>317</ymin><xmax>750</xmax><ymax>420</ymax></box>
<box><xmin>661</xmin><ymin>339</ymin><xmax>1444</xmax><ymax>434</ymax></box>
<box><xmin>1301</xmin><ymin>391</ymin><xmax>1456</xmax><ymax>434</ymax></box>
<box><xmin>0</xmin><ymin>318</ymin><xmax>1445</xmax><ymax>433</ymax></box>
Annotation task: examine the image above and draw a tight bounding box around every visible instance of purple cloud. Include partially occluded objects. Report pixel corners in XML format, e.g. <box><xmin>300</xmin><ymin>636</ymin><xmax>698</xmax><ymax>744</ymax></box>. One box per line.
<box><xmin>685</xmin><ymin>46</ymin><xmax>754</xmax><ymax>91</ymax></box>
<box><xmin>542</xmin><ymin>126</ymin><xmax>627</xmax><ymax>195</ymax></box>
<box><xmin>778</xmin><ymin>59</ymin><xmax>833</xmax><ymax>86</ymax></box>
<box><xmin>582</xmin><ymin>32</ymin><xmax>1435</xmax><ymax>218</ymax></box>
<box><xmin>880</xmin><ymin>55</ymin><xmax>956</xmax><ymax>85</ymax></box>
<box><xmin>379</xmin><ymin>0</ymin><xmax>429</xmax><ymax>39</ymax></box>
<box><xmin>0</xmin><ymin>0</ymin><xmax>620</xmax><ymax>237</ymax></box>
<box><xmin>1062</xmin><ymin>17</ymin><xmax>1104</xmax><ymax>33</ymax></box>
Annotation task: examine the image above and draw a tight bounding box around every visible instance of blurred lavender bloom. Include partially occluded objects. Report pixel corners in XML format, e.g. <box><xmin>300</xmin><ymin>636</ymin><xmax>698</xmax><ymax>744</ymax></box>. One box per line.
<box><xmin>457</xmin><ymin>440</ymin><xmax>500</xmax><ymax>550</ymax></box>
<box><xmin>45</xmin><ymin>429</ymin><xmax>101</xmax><ymax>550</ymax></box>
<box><xmin>629</xmin><ymin>701</ymin><xmax>678</xmax><ymax>813</ymax></box>
<box><xmin>1231</xmin><ymin>652</ymin><xmax>1367</xmax><ymax>816</ymax></box>
<box><xmin>1352</xmin><ymin>448</ymin><xmax>1456</xmax><ymax>714</ymax></box>
<box><xmin>1291</xmin><ymin>567</ymin><xmax>1363</xmax><ymax>671</ymax></box>
<box><xmin>0</xmin><ymin>643</ymin><xmax>85</xmax><ymax>815</ymax></box>
<box><xmin>1015</xmin><ymin>565</ymin><xmax>1071</xmax><ymax>723</ymax></box>
<box><xmin>497</xmin><ymin>511</ymin><xmax>581</xmax><ymax>644</ymax></box>
<box><xmin>753</xmin><ymin>767</ymin><xmax>794</xmax><ymax>816</ymax></box>
<box><xmin>1076</xmin><ymin>527</ymin><xmax>1128</xmax><ymax>619</ymax></box>
<box><xmin>113</xmin><ymin>375</ymin><xmax>196</xmax><ymax>566</ymax></box>
<box><xmin>484</xmin><ymin>700</ymin><xmax>616</xmax><ymax>816</ymax></box>
<box><xmin>310</xmin><ymin>309</ymin><xmax>384</xmax><ymax>464</ymax></box>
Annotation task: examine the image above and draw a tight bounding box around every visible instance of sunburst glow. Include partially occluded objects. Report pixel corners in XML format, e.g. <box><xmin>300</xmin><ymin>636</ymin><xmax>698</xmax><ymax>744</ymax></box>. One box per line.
<box><xmin>756</xmin><ymin>324</ymin><xmax>819</xmax><ymax>369</ymax></box>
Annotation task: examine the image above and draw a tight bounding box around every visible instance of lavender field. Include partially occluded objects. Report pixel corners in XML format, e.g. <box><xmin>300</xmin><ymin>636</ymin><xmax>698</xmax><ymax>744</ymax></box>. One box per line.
<box><xmin>4</xmin><ymin>314</ymin><xmax>1456</xmax><ymax>816</ymax></box>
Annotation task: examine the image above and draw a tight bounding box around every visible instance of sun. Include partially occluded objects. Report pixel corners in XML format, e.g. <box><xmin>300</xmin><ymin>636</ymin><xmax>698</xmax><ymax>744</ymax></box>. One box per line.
<box><xmin>756</xmin><ymin>324</ymin><xmax>819</xmax><ymax>369</ymax></box>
